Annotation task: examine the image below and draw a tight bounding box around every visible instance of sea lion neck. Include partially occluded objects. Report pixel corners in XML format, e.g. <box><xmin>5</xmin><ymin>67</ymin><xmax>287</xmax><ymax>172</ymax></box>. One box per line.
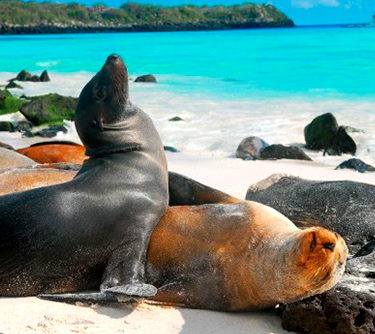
<box><xmin>75</xmin><ymin>54</ymin><xmax>141</xmax><ymax>157</ymax></box>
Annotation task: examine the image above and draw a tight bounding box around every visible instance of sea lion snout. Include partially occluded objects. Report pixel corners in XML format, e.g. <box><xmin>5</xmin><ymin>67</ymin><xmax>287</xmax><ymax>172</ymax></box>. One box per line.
<box><xmin>295</xmin><ymin>228</ymin><xmax>348</xmax><ymax>296</ymax></box>
<box><xmin>107</xmin><ymin>54</ymin><xmax>120</xmax><ymax>62</ymax></box>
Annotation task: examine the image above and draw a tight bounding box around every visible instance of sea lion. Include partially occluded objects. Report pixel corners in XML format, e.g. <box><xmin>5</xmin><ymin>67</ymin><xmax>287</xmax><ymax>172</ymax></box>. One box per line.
<box><xmin>0</xmin><ymin>54</ymin><xmax>169</xmax><ymax>298</ymax></box>
<box><xmin>16</xmin><ymin>141</ymin><xmax>87</xmax><ymax>164</ymax></box>
<box><xmin>0</xmin><ymin>147</ymin><xmax>36</xmax><ymax>169</ymax></box>
<box><xmin>0</xmin><ymin>166</ymin><xmax>76</xmax><ymax>196</ymax></box>
<box><xmin>0</xmin><ymin>163</ymin><xmax>348</xmax><ymax>311</ymax></box>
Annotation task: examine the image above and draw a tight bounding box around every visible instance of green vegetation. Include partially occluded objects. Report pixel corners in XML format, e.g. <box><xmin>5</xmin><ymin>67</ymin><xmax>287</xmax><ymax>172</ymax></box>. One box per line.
<box><xmin>0</xmin><ymin>90</ymin><xmax>27</xmax><ymax>115</ymax></box>
<box><xmin>19</xmin><ymin>94</ymin><xmax>77</xmax><ymax>126</ymax></box>
<box><xmin>0</xmin><ymin>1</ymin><xmax>292</xmax><ymax>26</ymax></box>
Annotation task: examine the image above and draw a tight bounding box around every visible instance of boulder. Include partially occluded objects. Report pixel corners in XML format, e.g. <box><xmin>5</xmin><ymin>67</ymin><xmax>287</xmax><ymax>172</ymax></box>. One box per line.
<box><xmin>280</xmin><ymin>284</ymin><xmax>375</xmax><ymax>334</ymax></box>
<box><xmin>19</xmin><ymin>93</ymin><xmax>77</xmax><ymax>126</ymax></box>
<box><xmin>14</xmin><ymin>121</ymin><xmax>32</xmax><ymax>133</ymax></box>
<box><xmin>0</xmin><ymin>121</ymin><xmax>13</xmax><ymax>132</ymax></box>
<box><xmin>134</xmin><ymin>74</ymin><xmax>157</xmax><ymax>83</ymax></box>
<box><xmin>304</xmin><ymin>113</ymin><xmax>356</xmax><ymax>155</ymax></box>
<box><xmin>326</xmin><ymin>126</ymin><xmax>356</xmax><ymax>155</ymax></box>
<box><xmin>335</xmin><ymin>158</ymin><xmax>375</xmax><ymax>173</ymax></box>
<box><xmin>0</xmin><ymin>91</ymin><xmax>27</xmax><ymax>115</ymax></box>
<box><xmin>32</xmin><ymin>125</ymin><xmax>68</xmax><ymax>138</ymax></box>
<box><xmin>260</xmin><ymin>144</ymin><xmax>312</xmax><ymax>161</ymax></box>
<box><xmin>304</xmin><ymin>113</ymin><xmax>339</xmax><ymax>150</ymax></box>
<box><xmin>40</xmin><ymin>70</ymin><xmax>51</xmax><ymax>82</ymax></box>
<box><xmin>169</xmin><ymin>116</ymin><xmax>184</xmax><ymax>122</ymax></box>
<box><xmin>246</xmin><ymin>175</ymin><xmax>375</xmax><ymax>253</ymax></box>
<box><xmin>164</xmin><ymin>145</ymin><xmax>180</xmax><ymax>153</ymax></box>
<box><xmin>30</xmin><ymin>75</ymin><xmax>41</xmax><ymax>82</ymax></box>
<box><xmin>5</xmin><ymin>80</ymin><xmax>23</xmax><ymax>89</ymax></box>
<box><xmin>235</xmin><ymin>136</ymin><xmax>269</xmax><ymax>160</ymax></box>
<box><xmin>15</xmin><ymin>70</ymin><xmax>32</xmax><ymax>82</ymax></box>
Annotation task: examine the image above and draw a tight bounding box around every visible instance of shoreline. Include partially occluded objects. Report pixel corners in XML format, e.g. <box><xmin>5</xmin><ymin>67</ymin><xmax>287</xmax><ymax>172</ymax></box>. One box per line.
<box><xmin>0</xmin><ymin>21</ymin><xmax>294</xmax><ymax>35</ymax></box>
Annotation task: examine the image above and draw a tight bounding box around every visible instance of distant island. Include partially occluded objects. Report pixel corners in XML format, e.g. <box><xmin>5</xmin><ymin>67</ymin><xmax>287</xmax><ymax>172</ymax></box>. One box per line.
<box><xmin>0</xmin><ymin>1</ymin><xmax>294</xmax><ymax>35</ymax></box>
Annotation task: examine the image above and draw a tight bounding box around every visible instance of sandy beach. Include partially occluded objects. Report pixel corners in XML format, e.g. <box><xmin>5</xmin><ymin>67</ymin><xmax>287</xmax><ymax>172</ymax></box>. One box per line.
<box><xmin>1</xmin><ymin>142</ymin><xmax>374</xmax><ymax>333</ymax></box>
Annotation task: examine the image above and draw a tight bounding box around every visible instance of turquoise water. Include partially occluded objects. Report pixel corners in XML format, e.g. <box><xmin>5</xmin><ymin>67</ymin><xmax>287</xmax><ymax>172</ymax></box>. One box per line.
<box><xmin>1</xmin><ymin>26</ymin><xmax>375</xmax><ymax>100</ymax></box>
<box><xmin>1</xmin><ymin>26</ymin><xmax>375</xmax><ymax>162</ymax></box>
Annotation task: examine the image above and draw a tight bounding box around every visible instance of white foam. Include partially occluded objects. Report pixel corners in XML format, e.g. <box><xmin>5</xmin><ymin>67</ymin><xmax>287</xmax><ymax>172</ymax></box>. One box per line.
<box><xmin>2</xmin><ymin>71</ymin><xmax>375</xmax><ymax>168</ymax></box>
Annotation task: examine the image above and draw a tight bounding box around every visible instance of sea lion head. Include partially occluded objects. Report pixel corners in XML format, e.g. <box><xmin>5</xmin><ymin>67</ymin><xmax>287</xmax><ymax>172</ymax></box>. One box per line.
<box><xmin>278</xmin><ymin>227</ymin><xmax>348</xmax><ymax>304</ymax></box>
<box><xmin>75</xmin><ymin>54</ymin><xmax>140</xmax><ymax>156</ymax></box>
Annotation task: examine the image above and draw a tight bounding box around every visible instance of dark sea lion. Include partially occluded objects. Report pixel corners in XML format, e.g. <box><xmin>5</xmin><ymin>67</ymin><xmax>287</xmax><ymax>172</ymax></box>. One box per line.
<box><xmin>0</xmin><ymin>164</ymin><xmax>347</xmax><ymax>310</ymax></box>
<box><xmin>0</xmin><ymin>54</ymin><xmax>169</xmax><ymax>298</ymax></box>
<box><xmin>16</xmin><ymin>141</ymin><xmax>87</xmax><ymax>164</ymax></box>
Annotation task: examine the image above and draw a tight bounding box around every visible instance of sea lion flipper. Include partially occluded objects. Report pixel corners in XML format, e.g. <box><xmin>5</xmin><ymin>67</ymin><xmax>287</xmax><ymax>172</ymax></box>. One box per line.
<box><xmin>37</xmin><ymin>292</ymin><xmax>123</xmax><ymax>304</ymax></box>
<box><xmin>102</xmin><ymin>283</ymin><xmax>157</xmax><ymax>297</ymax></box>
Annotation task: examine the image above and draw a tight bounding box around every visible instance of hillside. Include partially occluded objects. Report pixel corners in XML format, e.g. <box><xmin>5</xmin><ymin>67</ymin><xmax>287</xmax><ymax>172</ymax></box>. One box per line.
<box><xmin>0</xmin><ymin>1</ymin><xmax>294</xmax><ymax>34</ymax></box>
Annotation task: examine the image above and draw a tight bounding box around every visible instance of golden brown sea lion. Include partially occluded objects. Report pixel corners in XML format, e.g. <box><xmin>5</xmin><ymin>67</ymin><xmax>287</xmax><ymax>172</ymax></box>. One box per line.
<box><xmin>16</xmin><ymin>141</ymin><xmax>87</xmax><ymax>164</ymax></box>
<box><xmin>0</xmin><ymin>164</ymin><xmax>348</xmax><ymax>311</ymax></box>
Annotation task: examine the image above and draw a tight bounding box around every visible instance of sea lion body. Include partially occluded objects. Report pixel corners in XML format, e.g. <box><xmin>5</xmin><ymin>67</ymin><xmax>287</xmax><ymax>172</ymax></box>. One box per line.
<box><xmin>0</xmin><ymin>55</ymin><xmax>168</xmax><ymax>298</ymax></box>
<box><xmin>0</xmin><ymin>167</ymin><xmax>76</xmax><ymax>196</ymax></box>
<box><xmin>0</xmin><ymin>166</ymin><xmax>348</xmax><ymax>310</ymax></box>
<box><xmin>16</xmin><ymin>142</ymin><xmax>87</xmax><ymax>164</ymax></box>
<box><xmin>148</xmin><ymin>200</ymin><xmax>347</xmax><ymax>310</ymax></box>
<box><xmin>0</xmin><ymin>147</ymin><xmax>36</xmax><ymax>169</ymax></box>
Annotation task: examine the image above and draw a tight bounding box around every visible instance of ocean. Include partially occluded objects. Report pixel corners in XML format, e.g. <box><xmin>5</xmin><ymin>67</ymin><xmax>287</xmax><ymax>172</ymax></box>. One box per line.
<box><xmin>1</xmin><ymin>26</ymin><xmax>375</xmax><ymax>166</ymax></box>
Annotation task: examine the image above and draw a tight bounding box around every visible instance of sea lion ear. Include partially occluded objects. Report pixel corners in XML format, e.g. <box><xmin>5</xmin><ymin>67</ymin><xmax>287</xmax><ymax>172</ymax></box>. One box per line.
<box><xmin>92</xmin><ymin>83</ymin><xmax>107</xmax><ymax>103</ymax></box>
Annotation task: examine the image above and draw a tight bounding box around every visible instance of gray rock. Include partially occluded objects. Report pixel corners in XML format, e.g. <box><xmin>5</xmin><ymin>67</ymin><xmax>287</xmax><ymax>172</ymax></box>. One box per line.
<box><xmin>246</xmin><ymin>175</ymin><xmax>375</xmax><ymax>253</ymax></box>
<box><xmin>134</xmin><ymin>74</ymin><xmax>157</xmax><ymax>83</ymax></box>
<box><xmin>235</xmin><ymin>136</ymin><xmax>269</xmax><ymax>160</ymax></box>
<box><xmin>260</xmin><ymin>144</ymin><xmax>312</xmax><ymax>161</ymax></box>
<box><xmin>335</xmin><ymin>159</ymin><xmax>375</xmax><ymax>173</ymax></box>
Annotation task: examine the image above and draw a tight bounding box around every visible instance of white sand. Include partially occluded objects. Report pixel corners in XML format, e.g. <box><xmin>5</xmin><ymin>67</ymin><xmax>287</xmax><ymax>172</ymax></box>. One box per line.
<box><xmin>1</xmin><ymin>146</ymin><xmax>374</xmax><ymax>334</ymax></box>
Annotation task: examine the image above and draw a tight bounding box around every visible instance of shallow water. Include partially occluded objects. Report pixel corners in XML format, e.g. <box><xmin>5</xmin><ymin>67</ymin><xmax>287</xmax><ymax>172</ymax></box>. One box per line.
<box><xmin>1</xmin><ymin>27</ymin><xmax>375</xmax><ymax>166</ymax></box>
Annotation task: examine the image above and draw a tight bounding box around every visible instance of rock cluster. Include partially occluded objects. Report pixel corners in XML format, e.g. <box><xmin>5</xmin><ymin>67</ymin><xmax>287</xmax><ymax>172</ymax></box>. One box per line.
<box><xmin>235</xmin><ymin>137</ymin><xmax>311</xmax><ymax>161</ymax></box>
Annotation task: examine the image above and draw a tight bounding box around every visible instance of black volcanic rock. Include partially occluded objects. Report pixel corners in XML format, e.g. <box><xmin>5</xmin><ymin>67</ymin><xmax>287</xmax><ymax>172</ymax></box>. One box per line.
<box><xmin>135</xmin><ymin>74</ymin><xmax>157</xmax><ymax>83</ymax></box>
<box><xmin>246</xmin><ymin>175</ymin><xmax>375</xmax><ymax>253</ymax></box>
<box><xmin>0</xmin><ymin>121</ymin><xmax>13</xmax><ymax>132</ymax></box>
<box><xmin>335</xmin><ymin>158</ymin><xmax>375</xmax><ymax>173</ymax></box>
<box><xmin>236</xmin><ymin>136</ymin><xmax>269</xmax><ymax>160</ymax></box>
<box><xmin>15</xmin><ymin>70</ymin><xmax>32</xmax><ymax>82</ymax></box>
<box><xmin>260</xmin><ymin>144</ymin><xmax>312</xmax><ymax>161</ymax></box>
<box><xmin>5</xmin><ymin>80</ymin><xmax>23</xmax><ymax>89</ymax></box>
<box><xmin>304</xmin><ymin>113</ymin><xmax>356</xmax><ymax>155</ymax></box>
<box><xmin>30</xmin><ymin>75</ymin><xmax>40</xmax><ymax>82</ymax></box>
<box><xmin>280</xmin><ymin>284</ymin><xmax>375</xmax><ymax>334</ymax></box>
<box><xmin>40</xmin><ymin>70</ymin><xmax>51</xmax><ymax>82</ymax></box>
<box><xmin>19</xmin><ymin>93</ymin><xmax>77</xmax><ymax>126</ymax></box>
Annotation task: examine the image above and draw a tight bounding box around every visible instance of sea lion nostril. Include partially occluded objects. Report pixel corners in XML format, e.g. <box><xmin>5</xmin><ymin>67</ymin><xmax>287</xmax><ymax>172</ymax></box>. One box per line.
<box><xmin>108</xmin><ymin>54</ymin><xmax>119</xmax><ymax>61</ymax></box>
<box><xmin>323</xmin><ymin>243</ymin><xmax>335</xmax><ymax>251</ymax></box>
